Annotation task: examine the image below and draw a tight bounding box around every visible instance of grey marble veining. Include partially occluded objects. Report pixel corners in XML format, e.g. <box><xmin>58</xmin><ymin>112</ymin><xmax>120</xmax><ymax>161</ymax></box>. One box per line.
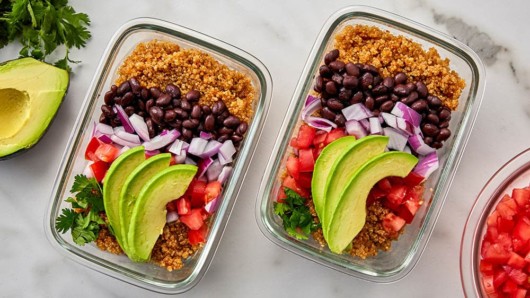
<box><xmin>1</xmin><ymin>0</ymin><xmax>530</xmax><ymax>297</ymax></box>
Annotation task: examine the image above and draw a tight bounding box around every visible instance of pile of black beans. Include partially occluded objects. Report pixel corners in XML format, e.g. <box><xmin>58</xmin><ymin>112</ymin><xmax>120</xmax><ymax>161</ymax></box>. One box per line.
<box><xmin>99</xmin><ymin>77</ymin><xmax>248</xmax><ymax>147</ymax></box>
<box><xmin>314</xmin><ymin>49</ymin><xmax>452</xmax><ymax>149</ymax></box>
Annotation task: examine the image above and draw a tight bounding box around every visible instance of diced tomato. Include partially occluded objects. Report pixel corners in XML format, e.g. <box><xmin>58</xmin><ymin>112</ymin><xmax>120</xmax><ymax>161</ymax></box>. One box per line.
<box><xmin>498</xmin><ymin>216</ymin><xmax>516</xmax><ymax>233</ymax></box>
<box><xmin>296</xmin><ymin>172</ymin><xmax>312</xmax><ymax>189</ymax></box>
<box><xmin>387</xmin><ymin>185</ymin><xmax>408</xmax><ymax>206</ymax></box>
<box><xmin>282</xmin><ymin>176</ymin><xmax>310</xmax><ymax>198</ymax></box>
<box><xmin>407</xmin><ymin>185</ymin><xmax>424</xmax><ymax>202</ymax></box>
<box><xmin>166</xmin><ymin>200</ymin><xmax>178</xmax><ymax>212</ymax></box>
<box><xmin>488</xmin><ymin>211</ymin><xmax>500</xmax><ymax>227</ymax></box>
<box><xmin>506</xmin><ymin>267</ymin><xmax>528</xmax><ymax>285</ymax></box>
<box><xmin>94</xmin><ymin>143</ymin><xmax>120</xmax><ymax>163</ymax></box>
<box><xmin>179</xmin><ymin>208</ymin><xmax>204</xmax><ymax>230</ymax></box>
<box><xmin>177</xmin><ymin>197</ymin><xmax>191</xmax><ymax>215</ymax></box>
<box><xmin>290</xmin><ymin>137</ymin><xmax>299</xmax><ymax>149</ymax></box>
<box><xmin>298</xmin><ymin>149</ymin><xmax>315</xmax><ymax>173</ymax></box>
<box><xmin>480</xmin><ymin>261</ymin><xmax>494</xmax><ymax>275</ymax></box>
<box><xmin>188</xmin><ymin>224</ymin><xmax>208</xmax><ymax>245</ymax></box>
<box><xmin>85</xmin><ymin>137</ymin><xmax>101</xmax><ymax>161</ymax></box>
<box><xmin>295</xmin><ymin>124</ymin><xmax>316</xmax><ymax>149</ymax></box>
<box><xmin>513</xmin><ymin>217</ymin><xmax>530</xmax><ymax>243</ymax></box>
<box><xmin>397</xmin><ymin>200</ymin><xmax>421</xmax><ymax>224</ymax></box>
<box><xmin>277</xmin><ymin>186</ymin><xmax>287</xmax><ymax>203</ymax></box>
<box><xmin>494</xmin><ymin>269</ymin><xmax>508</xmax><ymax>288</ymax></box>
<box><xmin>508</xmin><ymin>252</ymin><xmax>527</xmax><ymax>269</ymax></box>
<box><xmin>403</xmin><ymin>172</ymin><xmax>424</xmax><ymax>186</ymax></box>
<box><xmin>486</xmin><ymin>226</ymin><xmax>499</xmax><ymax>242</ymax></box>
<box><xmin>90</xmin><ymin>160</ymin><xmax>109</xmax><ymax>183</ymax></box>
<box><xmin>286</xmin><ymin>155</ymin><xmax>300</xmax><ymax>180</ymax></box>
<box><xmin>312</xmin><ymin>147</ymin><xmax>324</xmax><ymax>159</ymax></box>
<box><xmin>513</xmin><ymin>188</ymin><xmax>530</xmax><ymax>209</ymax></box>
<box><xmin>190</xmin><ymin>180</ymin><xmax>207</xmax><ymax>208</ymax></box>
<box><xmin>515</xmin><ymin>288</ymin><xmax>527</xmax><ymax>298</ymax></box>
<box><xmin>382</xmin><ymin>213</ymin><xmax>406</xmax><ymax>233</ymax></box>
<box><xmin>503</xmin><ymin>279</ymin><xmax>519</xmax><ymax>294</ymax></box>
<box><xmin>497</xmin><ymin>196</ymin><xmax>517</xmax><ymax>220</ymax></box>
<box><xmin>369</xmin><ymin>187</ymin><xmax>387</xmax><ymax>200</ymax></box>
<box><xmin>313</xmin><ymin>131</ymin><xmax>327</xmax><ymax>148</ymax></box>
<box><xmin>482</xmin><ymin>274</ymin><xmax>496</xmax><ymax>295</ymax></box>
<box><xmin>483</xmin><ymin>243</ymin><xmax>511</xmax><ymax>264</ymax></box>
<box><xmin>376</xmin><ymin>178</ymin><xmax>392</xmax><ymax>192</ymax></box>
<box><xmin>205</xmin><ymin>181</ymin><xmax>222</xmax><ymax>203</ymax></box>
<box><xmin>324</xmin><ymin>128</ymin><xmax>346</xmax><ymax>145</ymax></box>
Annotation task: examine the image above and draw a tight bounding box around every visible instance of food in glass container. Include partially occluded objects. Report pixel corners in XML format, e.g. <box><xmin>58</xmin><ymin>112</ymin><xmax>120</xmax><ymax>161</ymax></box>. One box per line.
<box><xmin>274</xmin><ymin>24</ymin><xmax>466</xmax><ymax>258</ymax></box>
<box><xmin>55</xmin><ymin>40</ymin><xmax>255</xmax><ymax>271</ymax></box>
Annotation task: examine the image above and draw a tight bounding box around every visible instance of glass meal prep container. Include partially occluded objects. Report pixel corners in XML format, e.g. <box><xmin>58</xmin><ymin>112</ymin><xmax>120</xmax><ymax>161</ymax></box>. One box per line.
<box><xmin>256</xmin><ymin>5</ymin><xmax>485</xmax><ymax>282</ymax></box>
<box><xmin>461</xmin><ymin>148</ymin><xmax>530</xmax><ymax>297</ymax></box>
<box><xmin>45</xmin><ymin>18</ymin><xmax>271</xmax><ymax>294</ymax></box>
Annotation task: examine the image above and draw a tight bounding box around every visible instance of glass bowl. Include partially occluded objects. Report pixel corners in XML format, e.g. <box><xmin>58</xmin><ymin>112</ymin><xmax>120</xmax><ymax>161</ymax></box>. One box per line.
<box><xmin>461</xmin><ymin>148</ymin><xmax>530</xmax><ymax>297</ymax></box>
<box><xmin>44</xmin><ymin>18</ymin><xmax>271</xmax><ymax>294</ymax></box>
<box><xmin>256</xmin><ymin>5</ymin><xmax>485</xmax><ymax>283</ymax></box>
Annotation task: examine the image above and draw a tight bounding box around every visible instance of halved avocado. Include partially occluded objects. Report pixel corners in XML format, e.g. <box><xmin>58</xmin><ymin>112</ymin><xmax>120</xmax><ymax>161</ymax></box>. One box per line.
<box><xmin>0</xmin><ymin>58</ymin><xmax>69</xmax><ymax>160</ymax></box>
<box><xmin>327</xmin><ymin>151</ymin><xmax>418</xmax><ymax>253</ymax></box>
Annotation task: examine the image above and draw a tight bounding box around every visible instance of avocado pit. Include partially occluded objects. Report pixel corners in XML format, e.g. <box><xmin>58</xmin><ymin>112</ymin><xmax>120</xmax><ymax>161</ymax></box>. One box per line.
<box><xmin>0</xmin><ymin>88</ymin><xmax>30</xmax><ymax>140</ymax></box>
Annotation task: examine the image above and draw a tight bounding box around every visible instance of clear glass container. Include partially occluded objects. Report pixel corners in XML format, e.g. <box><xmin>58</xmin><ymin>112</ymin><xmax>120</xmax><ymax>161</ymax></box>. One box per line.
<box><xmin>461</xmin><ymin>148</ymin><xmax>530</xmax><ymax>297</ymax></box>
<box><xmin>256</xmin><ymin>5</ymin><xmax>485</xmax><ymax>283</ymax></box>
<box><xmin>44</xmin><ymin>18</ymin><xmax>272</xmax><ymax>294</ymax></box>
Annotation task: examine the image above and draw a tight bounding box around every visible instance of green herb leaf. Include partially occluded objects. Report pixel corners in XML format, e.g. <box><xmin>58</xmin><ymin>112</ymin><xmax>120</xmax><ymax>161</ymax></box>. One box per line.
<box><xmin>274</xmin><ymin>187</ymin><xmax>320</xmax><ymax>240</ymax></box>
<box><xmin>55</xmin><ymin>208</ymin><xmax>77</xmax><ymax>233</ymax></box>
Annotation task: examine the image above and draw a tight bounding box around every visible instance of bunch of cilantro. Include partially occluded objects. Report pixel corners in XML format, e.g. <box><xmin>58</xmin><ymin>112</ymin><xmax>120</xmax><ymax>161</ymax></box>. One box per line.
<box><xmin>274</xmin><ymin>187</ymin><xmax>320</xmax><ymax>240</ymax></box>
<box><xmin>56</xmin><ymin>175</ymin><xmax>105</xmax><ymax>245</ymax></box>
<box><xmin>0</xmin><ymin>0</ymin><xmax>91</xmax><ymax>71</ymax></box>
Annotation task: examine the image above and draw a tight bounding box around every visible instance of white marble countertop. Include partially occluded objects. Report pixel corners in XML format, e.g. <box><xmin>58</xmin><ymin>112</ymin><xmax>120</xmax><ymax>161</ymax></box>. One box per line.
<box><xmin>1</xmin><ymin>0</ymin><xmax>530</xmax><ymax>297</ymax></box>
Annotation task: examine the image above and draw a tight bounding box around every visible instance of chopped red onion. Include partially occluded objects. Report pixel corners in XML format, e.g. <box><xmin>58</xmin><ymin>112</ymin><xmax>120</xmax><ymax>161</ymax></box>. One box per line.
<box><xmin>116</xmin><ymin>130</ymin><xmax>141</xmax><ymax>144</ymax></box>
<box><xmin>145</xmin><ymin>150</ymin><xmax>160</xmax><ymax>158</ymax></box>
<box><xmin>98</xmin><ymin>134</ymin><xmax>113</xmax><ymax>144</ymax></box>
<box><xmin>383</xmin><ymin>127</ymin><xmax>408</xmax><ymax>151</ymax></box>
<box><xmin>166</xmin><ymin>211</ymin><xmax>179</xmax><ymax>223</ymax></box>
<box><xmin>198</xmin><ymin>157</ymin><xmax>214</xmax><ymax>178</ymax></box>
<box><xmin>173</xmin><ymin>151</ymin><xmax>187</xmax><ymax>164</ymax></box>
<box><xmin>188</xmin><ymin>137</ymin><xmax>209</xmax><ymax>157</ymax></box>
<box><xmin>219</xmin><ymin>140</ymin><xmax>236</xmax><ymax>163</ymax></box>
<box><xmin>413</xmin><ymin>152</ymin><xmax>439</xmax><ymax>181</ymax></box>
<box><xmin>169</xmin><ymin>139</ymin><xmax>189</xmax><ymax>155</ymax></box>
<box><xmin>118</xmin><ymin>146</ymin><xmax>131</xmax><ymax>156</ymax></box>
<box><xmin>83</xmin><ymin>161</ymin><xmax>94</xmax><ymax>178</ymax></box>
<box><xmin>206</xmin><ymin>159</ymin><xmax>223</xmax><ymax>181</ymax></box>
<box><xmin>301</xmin><ymin>95</ymin><xmax>321</xmax><ymax>121</ymax></box>
<box><xmin>403</xmin><ymin>145</ymin><xmax>412</xmax><ymax>154</ymax></box>
<box><xmin>217</xmin><ymin>166</ymin><xmax>233</xmax><ymax>184</ymax></box>
<box><xmin>143</xmin><ymin>129</ymin><xmax>180</xmax><ymax>151</ymax></box>
<box><xmin>204</xmin><ymin>197</ymin><xmax>219</xmax><ymax>214</ymax></box>
<box><xmin>111</xmin><ymin>135</ymin><xmax>140</xmax><ymax>148</ymax></box>
<box><xmin>396</xmin><ymin>117</ymin><xmax>414</xmax><ymax>135</ymax></box>
<box><xmin>369</xmin><ymin>117</ymin><xmax>383</xmax><ymax>135</ymax></box>
<box><xmin>185</xmin><ymin>157</ymin><xmax>197</xmax><ymax>165</ymax></box>
<box><xmin>381</xmin><ymin>112</ymin><xmax>397</xmax><ymax>128</ymax></box>
<box><xmin>342</xmin><ymin>103</ymin><xmax>373</xmax><ymax>121</ymax></box>
<box><xmin>218</xmin><ymin>152</ymin><xmax>230</xmax><ymax>165</ymax></box>
<box><xmin>129</xmin><ymin>114</ymin><xmax>150</xmax><ymax>141</ymax></box>
<box><xmin>305</xmin><ymin>116</ymin><xmax>336</xmax><ymax>132</ymax></box>
<box><xmin>200</xmin><ymin>131</ymin><xmax>213</xmax><ymax>140</ymax></box>
<box><xmin>345</xmin><ymin>120</ymin><xmax>367</xmax><ymax>139</ymax></box>
<box><xmin>359</xmin><ymin>118</ymin><xmax>370</xmax><ymax>131</ymax></box>
<box><xmin>391</xmin><ymin>102</ymin><xmax>421</xmax><ymax>127</ymax></box>
<box><xmin>113</xmin><ymin>126</ymin><xmax>125</xmax><ymax>134</ymax></box>
<box><xmin>200</xmin><ymin>140</ymin><xmax>222</xmax><ymax>159</ymax></box>
<box><xmin>114</xmin><ymin>105</ymin><xmax>135</xmax><ymax>133</ymax></box>
<box><xmin>408</xmin><ymin>134</ymin><xmax>436</xmax><ymax>156</ymax></box>
<box><xmin>95</xmin><ymin>122</ymin><xmax>114</xmax><ymax>136</ymax></box>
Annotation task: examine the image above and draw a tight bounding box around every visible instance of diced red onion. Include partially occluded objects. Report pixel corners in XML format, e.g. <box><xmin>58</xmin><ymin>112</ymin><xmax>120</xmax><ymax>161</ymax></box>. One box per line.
<box><xmin>359</xmin><ymin>118</ymin><xmax>370</xmax><ymax>131</ymax></box>
<box><xmin>391</xmin><ymin>102</ymin><xmax>421</xmax><ymax>127</ymax></box>
<box><xmin>169</xmin><ymin>139</ymin><xmax>189</xmax><ymax>155</ymax></box>
<box><xmin>111</xmin><ymin>135</ymin><xmax>140</xmax><ymax>148</ymax></box>
<box><xmin>200</xmin><ymin>140</ymin><xmax>222</xmax><ymax>159</ymax></box>
<box><xmin>91</xmin><ymin>121</ymin><xmax>97</xmax><ymax>137</ymax></box>
<box><xmin>145</xmin><ymin>150</ymin><xmax>160</xmax><ymax>158</ymax></box>
<box><xmin>413</xmin><ymin>152</ymin><xmax>439</xmax><ymax>181</ymax></box>
<box><xmin>83</xmin><ymin>161</ymin><xmax>94</xmax><ymax>178</ymax></box>
<box><xmin>396</xmin><ymin>117</ymin><xmax>414</xmax><ymax>136</ymax></box>
<box><xmin>204</xmin><ymin>197</ymin><xmax>219</xmax><ymax>214</ymax></box>
<box><xmin>198</xmin><ymin>157</ymin><xmax>214</xmax><ymax>178</ymax></box>
<box><xmin>217</xmin><ymin>166</ymin><xmax>233</xmax><ymax>184</ymax></box>
<box><xmin>129</xmin><ymin>114</ymin><xmax>150</xmax><ymax>141</ymax></box>
<box><xmin>118</xmin><ymin>146</ymin><xmax>131</xmax><ymax>156</ymax></box>
<box><xmin>173</xmin><ymin>151</ymin><xmax>187</xmax><ymax>164</ymax></box>
<box><xmin>403</xmin><ymin>145</ymin><xmax>412</xmax><ymax>154</ymax></box>
<box><xmin>408</xmin><ymin>134</ymin><xmax>436</xmax><ymax>156</ymax></box>
<box><xmin>143</xmin><ymin>129</ymin><xmax>180</xmax><ymax>151</ymax></box>
<box><xmin>113</xmin><ymin>126</ymin><xmax>125</xmax><ymax>134</ymax></box>
<box><xmin>345</xmin><ymin>120</ymin><xmax>367</xmax><ymax>139</ymax></box>
<box><xmin>98</xmin><ymin>134</ymin><xmax>113</xmax><ymax>144</ymax></box>
<box><xmin>301</xmin><ymin>95</ymin><xmax>321</xmax><ymax>121</ymax></box>
<box><xmin>185</xmin><ymin>157</ymin><xmax>197</xmax><ymax>165</ymax></box>
<box><xmin>219</xmin><ymin>140</ymin><xmax>236</xmax><ymax>163</ymax></box>
<box><xmin>206</xmin><ymin>159</ymin><xmax>223</xmax><ymax>181</ymax></box>
<box><xmin>304</xmin><ymin>116</ymin><xmax>336</xmax><ymax>132</ymax></box>
<box><xmin>188</xmin><ymin>137</ymin><xmax>209</xmax><ymax>157</ymax></box>
<box><xmin>369</xmin><ymin>117</ymin><xmax>383</xmax><ymax>135</ymax></box>
<box><xmin>218</xmin><ymin>152</ymin><xmax>229</xmax><ymax>165</ymax></box>
<box><xmin>116</xmin><ymin>130</ymin><xmax>141</xmax><ymax>144</ymax></box>
<box><xmin>114</xmin><ymin>105</ymin><xmax>135</xmax><ymax>133</ymax></box>
<box><xmin>95</xmin><ymin>122</ymin><xmax>114</xmax><ymax>136</ymax></box>
<box><xmin>342</xmin><ymin>103</ymin><xmax>373</xmax><ymax>121</ymax></box>
<box><xmin>383</xmin><ymin>127</ymin><xmax>408</xmax><ymax>151</ymax></box>
<box><xmin>381</xmin><ymin>112</ymin><xmax>397</xmax><ymax>128</ymax></box>
<box><xmin>166</xmin><ymin>211</ymin><xmax>179</xmax><ymax>223</ymax></box>
<box><xmin>200</xmin><ymin>131</ymin><xmax>213</xmax><ymax>140</ymax></box>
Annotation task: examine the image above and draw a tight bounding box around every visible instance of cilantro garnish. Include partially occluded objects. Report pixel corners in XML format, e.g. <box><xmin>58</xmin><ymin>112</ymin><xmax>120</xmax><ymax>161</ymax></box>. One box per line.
<box><xmin>274</xmin><ymin>187</ymin><xmax>320</xmax><ymax>240</ymax></box>
<box><xmin>0</xmin><ymin>0</ymin><xmax>91</xmax><ymax>71</ymax></box>
<box><xmin>55</xmin><ymin>174</ymin><xmax>105</xmax><ymax>246</ymax></box>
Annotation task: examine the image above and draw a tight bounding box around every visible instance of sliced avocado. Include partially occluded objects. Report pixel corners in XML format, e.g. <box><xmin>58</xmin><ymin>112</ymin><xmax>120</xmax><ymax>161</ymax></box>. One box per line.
<box><xmin>118</xmin><ymin>153</ymin><xmax>171</xmax><ymax>260</ymax></box>
<box><xmin>322</xmin><ymin>136</ymin><xmax>388</xmax><ymax>238</ymax></box>
<box><xmin>327</xmin><ymin>151</ymin><xmax>418</xmax><ymax>253</ymax></box>
<box><xmin>102</xmin><ymin>146</ymin><xmax>145</xmax><ymax>249</ymax></box>
<box><xmin>128</xmin><ymin>165</ymin><xmax>197</xmax><ymax>261</ymax></box>
<box><xmin>0</xmin><ymin>58</ymin><xmax>69</xmax><ymax>159</ymax></box>
<box><xmin>311</xmin><ymin>136</ymin><xmax>356</xmax><ymax>228</ymax></box>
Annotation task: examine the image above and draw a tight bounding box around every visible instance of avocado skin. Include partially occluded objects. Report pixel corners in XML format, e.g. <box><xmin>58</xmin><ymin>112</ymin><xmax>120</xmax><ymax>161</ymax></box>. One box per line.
<box><xmin>0</xmin><ymin>58</ymin><xmax>69</xmax><ymax>160</ymax></box>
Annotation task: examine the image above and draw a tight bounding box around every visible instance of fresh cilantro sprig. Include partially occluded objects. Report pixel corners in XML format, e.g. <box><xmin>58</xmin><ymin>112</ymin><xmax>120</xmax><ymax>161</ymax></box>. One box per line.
<box><xmin>0</xmin><ymin>0</ymin><xmax>91</xmax><ymax>71</ymax></box>
<box><xmin>56</xmin><ymin>174</ymin><xmax>105</xmax><ymax>245</ymax></box>
<box><xmin>274</xmin><ymin>187</ymin><xmax>320</xmax><ymax>240</ymax></box>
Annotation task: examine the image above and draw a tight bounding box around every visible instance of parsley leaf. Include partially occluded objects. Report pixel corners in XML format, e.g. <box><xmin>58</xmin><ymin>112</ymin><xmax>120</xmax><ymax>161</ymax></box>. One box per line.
<box><xmin>274</xmin><ymin>187</ymin><xmax>320</xmax><ymax>240</ymax></box>
<box><xmin>55</xmin><ymin>174</ymin><xmax>105</xmax><ymax>246</ymax></box>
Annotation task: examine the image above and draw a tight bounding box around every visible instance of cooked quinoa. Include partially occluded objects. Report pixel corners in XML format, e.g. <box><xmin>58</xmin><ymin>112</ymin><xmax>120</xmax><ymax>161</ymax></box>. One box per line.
<box><xmin>116</xmin><ymin>40</ymin><xmax>255</xmax><ymax>122</ymax></box>
<box><xmin>334</xmin><ymin>24</ymin><xmax>465</xmax><ymax>110</ymax></box>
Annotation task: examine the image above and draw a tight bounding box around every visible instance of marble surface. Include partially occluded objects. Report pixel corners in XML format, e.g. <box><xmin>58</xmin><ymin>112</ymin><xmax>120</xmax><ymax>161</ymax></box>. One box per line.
<box><xmin>1</xmin><ymin>0</ymin><xmax>530</xmax><ymax>297</ymax></box>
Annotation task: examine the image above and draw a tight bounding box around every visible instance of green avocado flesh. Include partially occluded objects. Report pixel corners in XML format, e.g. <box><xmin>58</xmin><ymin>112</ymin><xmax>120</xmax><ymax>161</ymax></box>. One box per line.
<box><xmin>119</xmin><ymin>153</ymin><xmax>171</xmax><ymax>260</ymax></box>
<box><xmin>102</xmin><ymin>146</ymin><xmax>145</xmax><ymax>249</ymax></box>
<box><xmin>128</xmin><ymin>165</ymin><xmax>198</xmax><ymax>262</ymax></box>
<box><xmin>311</xmin><ymin>136</ymin><xmax>356</xmax><ymax>227</ymax></box>
<box><xmin>0</xmin><ymin>58</ymin><xmax>69</xmax><ymax>159</ymax></box>
<box><xmin>322</xmin><ymin>136</ymin><xmax>389</xmax><ymax>239</ymax></box>
<box><xmin>327</xmin><ymin>151</ymin><xmax>418</xmax><ymax>253</ymax></box>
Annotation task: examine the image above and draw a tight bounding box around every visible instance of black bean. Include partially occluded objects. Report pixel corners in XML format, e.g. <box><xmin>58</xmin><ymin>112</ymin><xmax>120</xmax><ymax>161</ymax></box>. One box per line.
<box><xmin>156</xmin><ymin>94</ymin><xmax>172</xmax><ymax>106</ymax></box>
<box><xmin>416</xmin><ymin>82</ymin><xmax>428</xmax><ymax>97</ymax></box>
<box><xmin>329</xmin><ymin>60</ymin><xmax>345</xmax><ymax>73</ymax></box>
<box><xmin>204</xmin><ymin>114</ymin><xmax>215</xmax><ymax>131</ymax></box>
<box><xmin>407</xmin><ymin>91</ymin><xmax>419</xmax><ymax>103</ymax></box>
<box><xmin>149</xmin><ymin>106</ymin><xmax>164</xmax><ymax>123</ymax></box>
<box><xmin>166</xmin><ymin>84</ymin><xmax>181</xmax><ymax>99</ymax></box>
<box><xmin>137</xmin><ymin>100</ymin><xmax>145</xmax><ymax>111</ymax></box>
<box><xmin>124</xmin><ymin>106</ymin><xmax>135</xmax><ymax>116</ymax></box>
<box><xmin>393</xmin><ymin>84</ymin><xmax>411</xmax><ymax>96</ymax></box>
<box><xmin>182</xmin><ymin>128</ymin><xmax>193</xmax><ymax>140</ymax></box>
<box><xmin>372</xmin><ymin>84</ymin><xmax>388</xmax><ymax>95</ymax></box>
<box><xmin>361</xmin><ymin>72</ymin><xmax>374</xmax><ymax>90</ymax></box>
<box><xmin>146</xmin><ymin>99</ymin><xmax>155</xmax><ymax>112</ymax></box>
<box><xmin>345</xmin><ymin>63</ymin><xmax>360</xmax><ymax>77</ymax></box>
<box><xmin>314</xmin><ymin>76</ymin><xmax>324</xmax><ymax>92</ymax></box>
<box><xmin>350</xmin><ymin>91</ymin><xmax>364</xmax><ymax>104</ymax></box>
<box><xmin>436</xmin><ymin>128</ymin><xmax>451</xmax><ymax>142</ymax></box>
<box><xmin>218</xmin><ymin>127</ymin><xmax>233</xmax><ymax>135</ymax></box>
<box><xmin>111</xmin><ymin>85</ymin><xmax>118</xmax><ymax>93</ymax></box>
<box><xmin>114</xmin><ymin>97</ymin><xmax>122</xmax><ymax>106</ymax></box>
<box><xmin>372</xmin><ymin>109</ymin><xmax>381</xmax><ymax>117</ymax></box>
<box><xmin>394</xmin><ymin>72</ymin><xmax>407</xmax><ymax>84</ymax></box>
<box><xmin>439</xmin><ymin>108</ymin><xmax>451</xmax><ymax>120</ymax></box>
<box><xmin>406</xmin><ymin>82</ymin><xmax>416</xmax><ymax>92</ymax></box>
<box><xmin>231</xmin><ymin>134</ymin><xmax>243</xmax><ymax>144</ymax></box>
<box><xmin>149</xmin><ymin>87</ymin><xmax>161</xmax><ymax>99</ymax></box>
<box><xmin>365</xmin><ymin>96</ymin><xmax>375</xmax><ymax>110</ymax></box>
<box><xmin>439</xmin><ymin>120</ymin><xmax>450</xmax><ymax>128</ymax></box>
<box><xmin>334</xmin><ymin>114</ymin><xmax>346</xmax><ymax>126</ymax></box>
<box><xmin>411</xmin><ymin>99</ymin><xmax>428</xmax><ymax>112</ymax></box>
<box><xmin>186</xmin><ymin>90</ymin><xmax>201</xmax><ymax>102</ymax></box>
<box><xmin>327</xmin><ymin>99</ymin><xmax>344</xmax><ymax>111</ymax></box>
<box><xmin>190</xmin><ymin>105</ymin><xmax>202</xmax><ymax>119</ymax></box>
<box><xmin>146</xmin><ymin>118</ymin><xmax>155</xmax><ymax>138</ymax></box>
<box><xmin>321</xmin><ymin>107</ymin><xmax>336</xmax><ymax>120</ymax></box>
<box><xmin>319</xmin><ymin>65</ymin><xmax>332</xmax><ymax>77</ymax></box>
<box><xmin>363</xmin><ymin>64</ymin><xmax>379</xmax><ymax>75</ymax></box>
<box><xmin>338</xmin><ymin>88</ymin><xmax>353</xmax><ymax>101</ymax></box>
<box><xmin>129</xmin><ymin>78</ymin><xmax>141</xmax><ymax>94</ymax></box>
<box><xmin>104</xmin><ymin>90</ymin><xmax>116</xmax><ymax>105</ymax></box>
<box><xmin>121</xmin><ymin>92</ymin><xmax>134</xmax><ymax>106</ymax></box>
<box><xmin>383</xmin><ymin>77</ymin><xmax>395</xmax><ymax>89</ymax></box>
<box><xmin>111</xmin><ymin>117</ymin><xmax>121</xmax><ymax>127</ymax></box>
<box><xmin>426</xmin><ymin>113</ymin><xmax>439</xmax><ymax>124</ymax></box>
<box><xmin>138</xmin><ymin>111</ymin><xmax>146</xmax><ymax>118</ymax></box>
<box><xmin>390</xmin><ymin>94</ymin><xmax>400</xmax><ymax>102</ymax></box>
<box><xmin>380</xmin><ymin>101</ymin><xmax>394</xmax><ymax>112</ymax></box>
<box><xmin>218</xmin><ymin>135</ymin><xmax>229</xmax><ymax>143</ymax></box>
<box><xmin>99</xmin><ymin>113</ymin><xmax>107</xmax><ymax>124</ymax></box>
<box><xmin>181</xmin><ymin>100</ymin><xmax>191</xmax><ymax>111</ymax></box>
<box><xmin>375</xmin><ymin>95</ymin><xmax>389</xmax><ymax>105</ymax></box>
<box><xmin>343</xmin><ymin>76</ymin><xmax>358</xmax><ymax>90</ymax></box>
<box><xmin>324</xmin><ymin>49</ymin><xmax>340</xmax><ymax>65</ymax></box>
<box><xmin>325</xmin><ymin>81</ymin><xmax>338</xmax><ymax>95</ymax></box>
<box><xmin>182</xmin><ymin>119</ymin><xmax>197</xmax><ymax>129</ymax></box>
<box><xmin>331</xmin><ymin>73</ymin><xmax>343</xmax><ymax>85</ymax></box>
<box><xmin>427</xmin><ymin>95</ymin><xmax>443</xmax><ymax>109</ymax></box>
<box><xmin>424</xmin><ymin>137</ymin><xmax>433</xmax><ymax>145</ymax></box>
<box><xmin>236</xmin><ymin>122</ymin><xmax>248</xmax><ymax>135</ymax></box>
<box><xmin>224</xmin><ymin>116</ymin><xmax>241</xmax><ymax>128</ymax></box>
<box><xmin>117</xmin><ymin>81</ymin><xmax>131</xmax><ymax>95</ymax></box>
<box><xmin>164</xmin><ymin>110</ymin><xmax>177</xmax><ymax>122</ymax></box>
<box><xmin>140</xmin><ymin>88</ymin><xmax>149</xmax><ymax>100</ymax></box>
<box><xmin>432</xmin><ymin>142</ymin><xmax>443</xmax><ymax>149</ymax></box>
<box><xmin>422</xmin><ymin>123</ymin><xmax>439</xmax><ymax>137</ymax></box>
<box><xmin>101</xmin><ymin>105</ymin><xmax>113</xmax><ymax>117</ymax></box>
